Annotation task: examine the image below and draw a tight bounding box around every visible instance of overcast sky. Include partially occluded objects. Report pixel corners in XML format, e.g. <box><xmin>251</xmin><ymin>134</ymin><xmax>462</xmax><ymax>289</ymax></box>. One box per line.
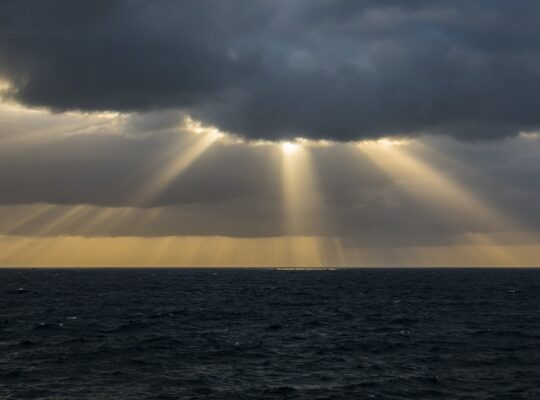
<box><xmin>1</xmin><ymin>1</ymin><xmax>540</xmax><ymax>267</ymax></box>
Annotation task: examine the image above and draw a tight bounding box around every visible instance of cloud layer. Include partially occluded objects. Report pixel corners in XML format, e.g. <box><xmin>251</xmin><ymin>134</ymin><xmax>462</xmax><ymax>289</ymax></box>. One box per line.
<box><xmin>2</xmin><ymin>0</ymin><xmax>540</xmax><ymax>140</ymax></box>
<box><xmin>1</xmin><ymin>104</ymin><xmax>540</xmax><ymax>241</ymax></box>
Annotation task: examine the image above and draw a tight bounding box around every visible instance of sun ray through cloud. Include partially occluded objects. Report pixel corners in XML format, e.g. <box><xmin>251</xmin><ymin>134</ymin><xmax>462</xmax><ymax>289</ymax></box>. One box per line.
<box><xmin>279</xmin><ymin>140</ymin><xmax>326</xmax><ymax>237</ymax></box>
<box><xmin>133</xmin><ymin>117</ymin><xmax>223</xmax><ymax>206</ymax></box>
<box><xmin>357</xmin><ymin>139</ymin><xmax>516</xmax><ymax>231</ymax></box>
<box><xmin>356</xmin><ymin>138</ymin><xmax>526</xmax><ymax>264</ymax></box>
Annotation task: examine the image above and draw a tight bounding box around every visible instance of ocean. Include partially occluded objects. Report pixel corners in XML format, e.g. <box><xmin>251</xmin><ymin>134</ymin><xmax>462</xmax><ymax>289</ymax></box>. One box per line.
<box><xmin>1</xmin><ymin>268</ymin><xmax>539</xmax><ymax>399</ymax></box>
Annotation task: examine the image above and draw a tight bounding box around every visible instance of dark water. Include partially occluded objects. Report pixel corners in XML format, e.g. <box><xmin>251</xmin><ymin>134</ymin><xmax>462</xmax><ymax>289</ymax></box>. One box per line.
<box><xmin>1</xmin><ymin>268</ymin><xmax>540</xmax><ymax>399</ymax></box>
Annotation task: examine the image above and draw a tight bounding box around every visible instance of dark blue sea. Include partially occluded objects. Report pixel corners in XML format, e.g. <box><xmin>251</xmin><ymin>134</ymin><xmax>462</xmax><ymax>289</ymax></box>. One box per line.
<box><xmin>1</xmin><ymin>268</ymin><xmax>539</xmax><ymax>399</ymax></box>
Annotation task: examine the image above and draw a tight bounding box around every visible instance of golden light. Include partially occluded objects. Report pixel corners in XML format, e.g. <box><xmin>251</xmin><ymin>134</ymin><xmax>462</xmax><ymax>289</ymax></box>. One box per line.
<box><xmin>363</xmin><ymin>138</ymin><xmax>410</xmax><ymax>147</ymax></box>
<box><xmin>279</xmin><ymin>139</ymin><xmax>327</xmax><ymax>243</ymax></box>
<box><xmin>356</xmin><ymin>137</ymin><xmax>525</xmax><ymax>265</ymax></box>
<box><xmin>357</xmin><ymin>139</ymin><xmax>513</xmax><ymax>229</ymax></box>
<box><xmin>184</xmin><ymin>116</ymin><xmax>226</xmax><ymax>140</ymax></box>
<box><xmin>0</xmin><ymin>79</ymin><xmax>11</xmax><ymax>94</ymax></box>
<box><xmin>281</xmin><ymin>141</ymin><xmax>300</xmax><ymax>154</ymax></box>
<box><xmin>2</xmin><ymin>232</ymin><xmax>540</xmax><ymax>267</ymax></box>
<box><xmin>1</xmin><ymin>90</ymin><xmax>535</xmax><ymax>268</ymax></box>
<box><xmin>133</xmin><ymin>117</ymin><xmax>226</xmax><ymax>206</ymax></box>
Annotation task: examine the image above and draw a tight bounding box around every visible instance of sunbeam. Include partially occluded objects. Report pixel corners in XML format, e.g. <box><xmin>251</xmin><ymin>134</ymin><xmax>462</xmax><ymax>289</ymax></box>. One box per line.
<box><xmin>35</xmin><ymin>205</ymin><xmax>94</xmax><ymax>236</ymax></box>
<box><xmin>133</xmin><ymin>118</ymin><xmax>222</xmax><ymax>206</ymax></box>
<box><xmin>357</xmin><ymin>139</ymin><xmax>516</xmax><ymax>231</ymax></box>
<box><xmin>280</xmin><ymin>140</ymin><xmax>325</xmax><ymax>237</ymax></box>
<box><xmin>0</xmin><ymin>203</ymin><xmax>56</xmax><ymax>234</ymax></box>
<box><xmin>356</xmin><ymin>138</ymin><xmax>526</xmax><ymax>263</ymax></box>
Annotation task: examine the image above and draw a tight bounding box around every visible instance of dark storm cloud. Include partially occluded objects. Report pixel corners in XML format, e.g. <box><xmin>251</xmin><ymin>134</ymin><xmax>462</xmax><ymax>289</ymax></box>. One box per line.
<box><xmin>0</xmin><ymin>0</ymin><xmax>267</xmax><ymax>109</ymax></box>
<box><xmin>2</xmin><ymin>0</ymin><xmax>540</xmax><ymax>140</ymax></box>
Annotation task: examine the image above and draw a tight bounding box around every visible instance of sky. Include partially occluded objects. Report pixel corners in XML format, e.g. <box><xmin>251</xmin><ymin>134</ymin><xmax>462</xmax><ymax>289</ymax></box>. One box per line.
<box><xmin>1</xmin><ymin>0</ymin><xmax>540</xmax><ymax>267</ymax></box>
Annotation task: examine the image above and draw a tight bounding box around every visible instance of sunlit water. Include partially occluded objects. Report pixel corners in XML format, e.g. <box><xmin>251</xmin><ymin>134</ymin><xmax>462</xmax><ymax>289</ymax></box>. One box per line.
<box><xmin>1</xmin><ymin>268</ymin><xmax>539</xmax><ymax>399</ymax></box>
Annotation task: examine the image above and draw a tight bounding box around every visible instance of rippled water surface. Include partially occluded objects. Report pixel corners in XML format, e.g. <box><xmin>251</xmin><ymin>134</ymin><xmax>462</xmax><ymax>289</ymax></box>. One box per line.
<box><xmin>1</xmin><ymin>268</ymin><xmax>540</xmax><ymax>399</ymax></box>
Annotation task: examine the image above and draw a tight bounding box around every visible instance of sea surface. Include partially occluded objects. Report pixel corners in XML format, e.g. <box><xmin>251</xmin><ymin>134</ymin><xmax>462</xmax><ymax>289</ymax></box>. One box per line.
<box><xmin>1</xmin><ymin>268</ymin><xmax>539</xmax><ymax>399</ymax></box>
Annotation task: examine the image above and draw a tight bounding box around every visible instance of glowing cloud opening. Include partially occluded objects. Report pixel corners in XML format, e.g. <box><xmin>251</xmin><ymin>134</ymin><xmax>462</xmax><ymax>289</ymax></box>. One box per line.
<box><xmin>281</xmin><ymin>141</ymin><xmax>300</xmax><ymax>155</ymax></box>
